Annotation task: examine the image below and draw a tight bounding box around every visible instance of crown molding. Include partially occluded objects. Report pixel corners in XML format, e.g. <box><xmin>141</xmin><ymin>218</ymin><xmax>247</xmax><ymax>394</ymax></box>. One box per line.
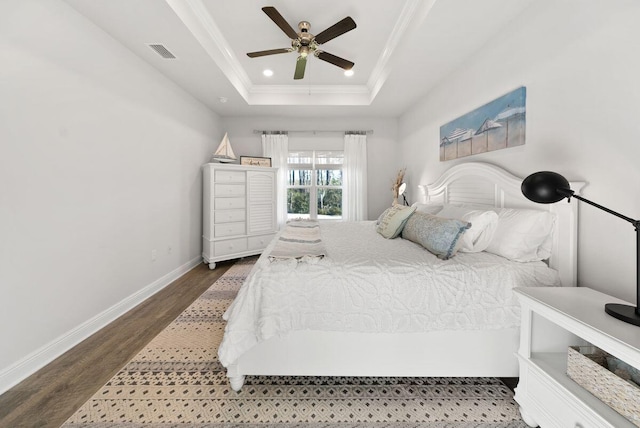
<box><xmin>248</xmin><ymin>85</ymin><xmax>371</xmax><ymax>106</ymax></box>
<box><xmin>165</xmin><ymin>0</ymin><xmax>251</xmax><ymax>99</ymax></box>
<box><xmin>367</xmin><ymin>0</ymin><xmax>437</xmax><ymax>102</ymax></box>
<box><xmin>249</xmin><ymin>85</ymin><xmax>369</xmax><ymax>95</ymax></box>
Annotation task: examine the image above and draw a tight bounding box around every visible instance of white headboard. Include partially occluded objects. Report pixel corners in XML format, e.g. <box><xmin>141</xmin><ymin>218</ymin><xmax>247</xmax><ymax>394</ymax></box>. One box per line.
<box><xmin>425</xmin><ymin>162</ymin><xmax>584</xmax><ymax>288</ymax></box>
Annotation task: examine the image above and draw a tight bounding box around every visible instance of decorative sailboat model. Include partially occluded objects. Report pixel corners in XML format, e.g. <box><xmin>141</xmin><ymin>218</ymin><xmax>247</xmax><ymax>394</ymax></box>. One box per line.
<box><xmin>210</xmin><ymin>133</ymin><xmax>237</xmax><ymax>163</ymax></box>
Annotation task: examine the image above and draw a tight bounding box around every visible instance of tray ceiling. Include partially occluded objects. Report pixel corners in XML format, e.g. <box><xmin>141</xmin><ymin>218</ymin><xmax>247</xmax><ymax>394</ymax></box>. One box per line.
<box><xmin>64</xmin><ymin>0</ymin><xmax>535</xmax><ymax>117</ymax></box>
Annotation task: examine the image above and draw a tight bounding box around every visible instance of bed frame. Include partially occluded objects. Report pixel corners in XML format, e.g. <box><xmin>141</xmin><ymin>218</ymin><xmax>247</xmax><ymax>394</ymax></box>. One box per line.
<box><xmin>225</xmin><ymin>162</ymin><xmax>584</xmax><ymax>391</ymax></box>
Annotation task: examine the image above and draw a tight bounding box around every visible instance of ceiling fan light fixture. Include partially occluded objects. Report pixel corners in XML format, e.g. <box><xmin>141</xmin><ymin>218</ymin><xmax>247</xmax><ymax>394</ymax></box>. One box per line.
<box><xmin>263</xmin><ymin>69</ymin><xmax>274</xmax><ymax>77</ymax></box>
<box><xmin>344</xmin><ymin>69</ymin><xmax>354</xmax><ymax>77</ymax></box>
<box><xmin>247</xmin><ymin>7</ymin><xmax>357</xmax><ymax>80</ymax></box>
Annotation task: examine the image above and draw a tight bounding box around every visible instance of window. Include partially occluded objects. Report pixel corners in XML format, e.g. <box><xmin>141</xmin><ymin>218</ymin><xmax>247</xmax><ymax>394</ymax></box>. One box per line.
<box><xmin>286</xmin><ymin>150</ymin><xmax>343</xmax><ymax>220</ymax></box>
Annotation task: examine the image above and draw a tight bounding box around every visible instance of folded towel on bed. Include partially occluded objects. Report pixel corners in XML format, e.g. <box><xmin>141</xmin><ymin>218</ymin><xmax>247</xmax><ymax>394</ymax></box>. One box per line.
<box><xmin>268</xmin><ymin>219</ymin><xmax>326</xmax><ymax>262</ymax></box>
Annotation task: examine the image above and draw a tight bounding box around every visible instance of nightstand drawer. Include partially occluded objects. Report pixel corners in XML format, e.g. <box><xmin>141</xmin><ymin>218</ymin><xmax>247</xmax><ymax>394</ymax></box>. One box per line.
<box><xmin>215</xmin><ymin>184</ymin><xmax>246</xmax><ymax>197</ymax></box>
<box><xmin>525</xmin><ymin>364</ymin><xmax>604</xmax><ymax>428</ymax></box>
<box><xmin>214</xmin><ymin>209</ymin><xmax>245</xmax><ymax>224</ymax></box>
<box><xmin>214</xmin><ymin>238</ymin><xmax>248</xmax><ymax>256</ymax></box>
<box><xmin>215</xmin><ymin>170</ymin><xmax>245</xmax><ymax>183</ymax></box>
<box><xmin>215</xmin><ymin>197</ymin><xmax>245</xmax><ymax>210</ymax></box>
<box><xmin>214</xmin><ymin>222</ymin><xmax>245</xmax><ymax>237</ymax></box>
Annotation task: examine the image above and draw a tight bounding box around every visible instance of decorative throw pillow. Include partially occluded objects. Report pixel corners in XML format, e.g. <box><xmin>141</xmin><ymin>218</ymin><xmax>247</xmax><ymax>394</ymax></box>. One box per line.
<box><xmin>376</xmin><ymin>206</ymin><xmax>393</xmax><ymax>225</ymax></box>
<box><xmin>376</xmin><ymin>204</ymin><xmax>417</xmax><ymax>239</ymax></box>
<box><xmin>436</xmin><ymin>204</ymin><xmax>499</xmax><ymax>252</ymax></box>
<box><xmin>401</xmin><ymin>211</ymin><xmax>471</xmax><ymax>259</ymax></box>
<box><xmin>484</xmin><ymin>208</ymin><xmax>556</xmax><ymax>262</ymax></box>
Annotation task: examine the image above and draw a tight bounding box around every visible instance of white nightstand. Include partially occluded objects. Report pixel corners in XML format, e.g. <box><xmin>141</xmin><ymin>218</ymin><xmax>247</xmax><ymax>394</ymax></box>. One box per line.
<box><xmin>513</xmin><ymin>287</ymin><xmax>640</xmax><ymax>428</ymax></box>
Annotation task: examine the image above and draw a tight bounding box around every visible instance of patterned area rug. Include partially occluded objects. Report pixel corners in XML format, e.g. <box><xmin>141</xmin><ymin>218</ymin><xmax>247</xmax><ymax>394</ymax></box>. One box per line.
<box><xmin>62</xmin><ymin>258</ymin><xmax>527</xmax><ymax>427</ymax></box>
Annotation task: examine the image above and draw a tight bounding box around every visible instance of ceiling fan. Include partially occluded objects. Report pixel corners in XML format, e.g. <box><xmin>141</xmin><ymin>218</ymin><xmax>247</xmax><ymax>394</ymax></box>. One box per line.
<box><xmin>247</xmin><ymin>6</ymin><xmax>357</xmax><ymax>80</ymax></box>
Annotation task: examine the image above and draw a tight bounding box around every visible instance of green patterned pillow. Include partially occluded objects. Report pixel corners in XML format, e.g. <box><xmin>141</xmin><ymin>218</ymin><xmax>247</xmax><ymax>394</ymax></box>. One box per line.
<box><xmin>376</xmin><ymin>205</ymin><xmax>417</xmax><ymax>239</ymax></box>
<box><xmin>401</xmin><ymin>211</ymin><xmax>471</xmax><ymax>259</ymax></box>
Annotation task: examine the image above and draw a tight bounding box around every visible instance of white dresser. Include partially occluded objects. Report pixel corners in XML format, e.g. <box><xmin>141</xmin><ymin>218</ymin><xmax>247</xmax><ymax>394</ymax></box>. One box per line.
<box><xmin>514</xmin><ymin>287</ymin><xmax>640</xmax><ymax>428</ymax></box>
<box><xmin>202</xmin><ymin>164</ymin><xmax>278</xmax><ymax>269</ymax></box>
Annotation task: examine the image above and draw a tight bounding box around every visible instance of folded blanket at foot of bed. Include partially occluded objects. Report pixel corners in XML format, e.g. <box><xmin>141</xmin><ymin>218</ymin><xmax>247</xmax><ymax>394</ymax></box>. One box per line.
<box><xmin>268</xmin><ymin>219</ymin><xmax>326</xmax><ymax>261</ymax></box>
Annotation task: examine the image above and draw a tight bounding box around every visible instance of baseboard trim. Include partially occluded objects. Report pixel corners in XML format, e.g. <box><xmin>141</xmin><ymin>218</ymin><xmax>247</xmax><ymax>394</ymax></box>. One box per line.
<box><xmin>0</xmin><ymin>256</ymin><xmax>203</xmax><ymax>395</ymax></box>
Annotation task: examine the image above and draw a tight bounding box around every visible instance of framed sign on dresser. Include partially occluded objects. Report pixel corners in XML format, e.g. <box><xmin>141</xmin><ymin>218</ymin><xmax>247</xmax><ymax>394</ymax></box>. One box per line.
<box><xmin>202</xmin><ymin>164</ymin><xmax>278</xmax><ymax>269</ymax></box>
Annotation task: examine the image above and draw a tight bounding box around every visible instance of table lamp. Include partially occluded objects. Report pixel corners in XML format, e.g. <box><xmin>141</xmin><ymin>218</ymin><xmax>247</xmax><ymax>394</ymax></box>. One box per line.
<box><xmin>398</xmin><ymin>182</ymin><xmax>409</xmax><ymax>206</ymax></box>
<box><xmin>521</xmin><ymin>171</ymin><xmax>640</xmax><ymax>326</ymax></box>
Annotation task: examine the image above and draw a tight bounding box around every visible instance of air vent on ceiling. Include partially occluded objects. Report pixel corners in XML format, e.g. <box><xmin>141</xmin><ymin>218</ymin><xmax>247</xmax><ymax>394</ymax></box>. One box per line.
<box><xmin>147</xmin><ymin>44</ymin><xmax>176</xmax><ymax>59</ymax></box>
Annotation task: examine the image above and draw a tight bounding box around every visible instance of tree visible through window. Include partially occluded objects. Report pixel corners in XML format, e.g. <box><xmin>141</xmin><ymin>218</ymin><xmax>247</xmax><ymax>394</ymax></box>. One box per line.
<box><xmin>287</xmin><ymin>151</ymin><xmax>343</xmax><ymax>220</ymax></box>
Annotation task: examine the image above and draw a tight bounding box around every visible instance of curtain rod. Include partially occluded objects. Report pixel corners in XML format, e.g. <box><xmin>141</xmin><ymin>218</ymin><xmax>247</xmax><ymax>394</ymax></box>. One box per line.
<box><xmin>253</xmin><ymin>130</ymin><xmax>373</xmax><ymax>135</ymax></box>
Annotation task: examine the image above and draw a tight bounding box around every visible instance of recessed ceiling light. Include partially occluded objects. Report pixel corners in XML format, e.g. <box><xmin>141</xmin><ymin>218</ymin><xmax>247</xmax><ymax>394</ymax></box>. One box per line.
<box><xmin>263</xmin><ymin>69</ymin><xmax>274</xmax><ymax>77</ymax></box>
<box><xmin>344</xmin><ymin>69</ymin><xmax>354</xmax><ymax>77</ymax></box>
<box><xmin>218</xmin><ymin>97</ymin><xmax>228</xmax><ymax>103</ymax></box>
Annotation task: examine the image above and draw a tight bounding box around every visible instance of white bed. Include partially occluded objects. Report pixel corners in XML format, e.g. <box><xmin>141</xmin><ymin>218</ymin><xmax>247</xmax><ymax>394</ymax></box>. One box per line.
<box><xmin>219</xmin><ymin>162</ymin><xmax>583</xmax><ymax>391</ymax></box>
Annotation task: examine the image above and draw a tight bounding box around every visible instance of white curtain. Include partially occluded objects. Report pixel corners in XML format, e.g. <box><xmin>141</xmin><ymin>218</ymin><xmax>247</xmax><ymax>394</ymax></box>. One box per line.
<box><xmin>262</xmin><ymin>133</ymin><xmax>289</xmax><ymax>228</ymax></box>
<box><xmin>342</xmin><ymin>133</ymin><xmax>368</xmax><ymax>221</ymax></box>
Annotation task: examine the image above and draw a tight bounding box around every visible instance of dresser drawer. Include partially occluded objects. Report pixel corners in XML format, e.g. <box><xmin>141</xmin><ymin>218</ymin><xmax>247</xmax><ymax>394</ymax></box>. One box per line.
<box><xmin>248</xmin><ymin>234</ymin><xmax>276</xmax><ymax>251</ymax></box>
<box><xmin>214</xmin><ymin>222</ymin><xmax>245</xmax><ymax>237</ymax></box>
<box><xmin>214</xmin><ymin>209</ymin><xmax>245</xmax><ymax>224</ymax></box>
<box><xmin>214</xmin><ymin>237</ymin><xmax>248</xmax><ymax>256</ymax></box>
<box><xmin>215</xmin><ymin>183</ymin><xmax>246</xmax><ymax>197</ymax></box>
<box><xmin>215</xmin><ymin>197</ymin><xmax>245</xmax><ymax>210</ymax></box>
<box><xmin>215</xmin><ymin>170</ymin><xmax>245</xmax><ymax>183</ymax></box>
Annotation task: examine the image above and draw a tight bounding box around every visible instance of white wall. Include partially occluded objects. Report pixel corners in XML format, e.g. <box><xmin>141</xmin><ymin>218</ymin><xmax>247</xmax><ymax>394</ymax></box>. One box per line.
<box><xmin>399</xmin><ymin>0</ymin><xmax>640</xmax><ymax>302</ymax></box>
<box><xmin>0</xmin><ymin>0</ymin><xmax>222</xmax><ymax>392</ymax></box>
<box><xmin>222</xmin><ymin>116</ymin><xmax>400</xmax><ymax>219</ymax></box>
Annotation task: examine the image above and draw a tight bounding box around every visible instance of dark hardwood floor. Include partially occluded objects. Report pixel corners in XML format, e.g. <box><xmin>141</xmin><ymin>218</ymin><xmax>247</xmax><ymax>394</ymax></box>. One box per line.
<box><xmin>0</xmin><ymin>259</ymin><xmax>234</xmax><ymax>428</ymax></box>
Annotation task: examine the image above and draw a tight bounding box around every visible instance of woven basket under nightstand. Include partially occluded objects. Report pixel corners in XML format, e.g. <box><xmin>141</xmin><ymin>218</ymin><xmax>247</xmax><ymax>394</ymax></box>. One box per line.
<box><xmin>567</xmin><ymin>346</ymin><xmax>640</xmax><ymax>427</ymax></box>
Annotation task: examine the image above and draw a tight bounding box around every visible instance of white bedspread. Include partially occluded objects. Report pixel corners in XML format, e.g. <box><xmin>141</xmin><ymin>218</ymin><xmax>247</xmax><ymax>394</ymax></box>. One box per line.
<box><xmin>218</xmin><ymin>221</ymin><xmax>560</xmax><ymax>367</ymax></box>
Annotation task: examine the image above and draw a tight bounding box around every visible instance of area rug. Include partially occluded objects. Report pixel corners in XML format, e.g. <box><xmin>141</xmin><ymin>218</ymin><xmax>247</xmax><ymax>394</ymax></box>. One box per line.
<box><xmin>62</xmin><ymin>258</ymin><xmax>527</xmax><ymax>427</ymax></box>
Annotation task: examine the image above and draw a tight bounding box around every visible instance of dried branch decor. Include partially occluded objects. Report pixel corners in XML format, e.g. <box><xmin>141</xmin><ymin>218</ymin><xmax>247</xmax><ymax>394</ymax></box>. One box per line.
<box><xmin>392</xmin><ymin>168</ymin><xmax>406</xmax><ymax>205</ymax></box>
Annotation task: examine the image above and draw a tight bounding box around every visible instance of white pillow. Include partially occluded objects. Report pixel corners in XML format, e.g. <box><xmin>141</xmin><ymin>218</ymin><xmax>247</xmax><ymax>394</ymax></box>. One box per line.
<box><xmin>411</xmin><ymin>202</ymin><xmax>443</xmax><ymax>215</ymax></box>
<box><xmin>485</xmin><ymin>208</ymin><xmax>556</xmax><ymax>262</ymax></box>
<box><xmin>437</xmin><ymin>204</ymin><xmax>499</xmax><ymax>252</ymax></box>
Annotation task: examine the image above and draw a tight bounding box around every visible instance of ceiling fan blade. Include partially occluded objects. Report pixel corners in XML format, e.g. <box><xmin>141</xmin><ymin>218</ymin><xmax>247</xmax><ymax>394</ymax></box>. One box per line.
<box><xmin>294</xmin><ymin>56</ymin><xmax>307</xmax><ymax>80</ymax></box>
<box><xmin>247</xmin><ymin>48</ymin><xmax>291</xmax><ymax>58</ymax></box>
<box><xmin>316</xmin><ymin>51</ymin><xmax>354</xmax><ymax>70</ymax></box>
<box><xmin>262</xmin><ymin>6</ymin><xmax>298</xmax><ymax>40</ymax></box>
<box><xmin>314</xmin><ymin>17</ymin><xmax>356</xmax><ymax>45</ymax></box>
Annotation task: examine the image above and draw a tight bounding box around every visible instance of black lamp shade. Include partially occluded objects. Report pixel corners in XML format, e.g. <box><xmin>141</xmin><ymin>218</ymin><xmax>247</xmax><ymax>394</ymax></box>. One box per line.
<box><xmin>521</xmin><ymin>171</ymin><xmax>572</xmax><ymax>204</ymax></box>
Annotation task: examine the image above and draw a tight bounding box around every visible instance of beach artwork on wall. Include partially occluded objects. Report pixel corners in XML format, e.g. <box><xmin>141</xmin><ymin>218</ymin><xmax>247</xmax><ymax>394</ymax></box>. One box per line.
<box><xmin>440</xmin><ymin>87</ymin><xmax>526</xmax><ymax>161</ymax></box>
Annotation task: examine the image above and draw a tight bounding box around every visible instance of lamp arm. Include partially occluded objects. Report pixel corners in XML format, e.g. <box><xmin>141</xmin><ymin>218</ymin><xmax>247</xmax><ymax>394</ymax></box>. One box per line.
<box><xmin>568</xmin><ymin>193</ymin><xmax>639</xmax><ymax>230</ymax></box>
<box><xmin>566</xmin><ymin>192</ymin><xmax>640</xmax><ymax>315</ymax></box>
